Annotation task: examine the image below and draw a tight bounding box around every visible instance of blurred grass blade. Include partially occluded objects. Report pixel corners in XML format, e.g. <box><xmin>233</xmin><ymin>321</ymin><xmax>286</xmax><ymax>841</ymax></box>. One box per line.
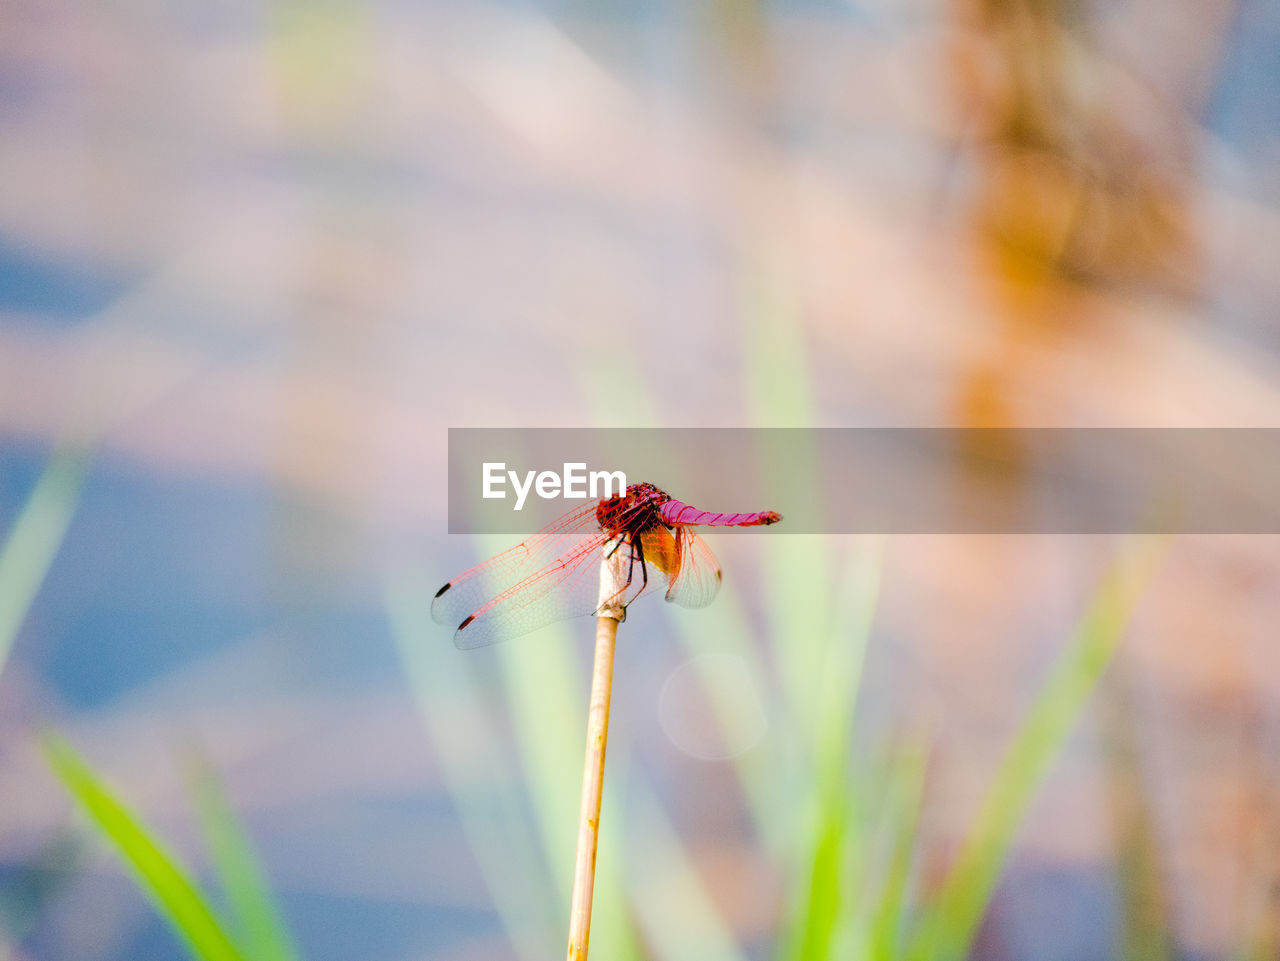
<box><xmin>387</xmin><ymin>574</ymin><xmax>558</xmax><ymax>961</ymax></box>
<box><xmin>494</xmin><ymin>622</ymin><xmax>583</xmax><ymax>900</ymax></box>
<box><xmin>41</xmin><ymin>734</ymin><xmax>246</xmax><ymax>961</ymax></box>
<box><xmin>867</xmin><ymin>736</ymin><xmax>930</xmax><ymax>960</ymax></box>
<box><xmin>472</xmin><ymin>520</ymin><xmax>641</xmax><ymax>959</ymax></box>
<box><xmin>782</xmin><ymin>807</ymin><xmax>844</xmax><ymax>961</ymax></box>
<box><xmin>0</xmin><ymin>449</ymin><xmax>90</xmax><ymax>679</ymax></box>
<box><xmin>740</xmin><ymin>258</ymin><xmax>831</xmax><ymax>760</ymax></box>
<box><xmin>494</xmin><ymin>618</ymin><xmax>643</xmax><ymax>961</ymax></box>
<box><xmin>907</xmin><ymin>542</ymin><xmax>1162</xmax><ymax>961</ymax></box>
<box><xmin>740</xmin><ymin>258</ymin><xmax>814</xmax><ymax>428</ymax></box>
<box><xmin>187</xmin><ymin>754</ymin><xmax>300</xmax><ymax>961</ymax></box>
<box><xmin>1096</xmin><ymin>663</ymin><xmax>1173</xmax><ymax>961</ymax></box>
<box><xmin>778</xmin><ymin>541</ymin><xmax>881</xmax><ymax>961</ymax></box>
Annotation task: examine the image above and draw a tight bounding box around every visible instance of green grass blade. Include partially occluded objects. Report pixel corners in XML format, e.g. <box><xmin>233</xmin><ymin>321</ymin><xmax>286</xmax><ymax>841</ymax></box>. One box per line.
<box><xmin>782</xmin><ymin>810</ymin><xmax>845</xmax><ymax>961</ymax></box>
<box><xmin>187</xmin><ymin>754</ymin><xmax>300</xmax><ymax>961</ymax></box>
<box><xmin>0</xmin><ymin>449</ymin><xmax>90</xmax><ymax>679</ymax></box>
<box><xmin>866</xmin><ymin>736</ymin><xmax>930</xmax><ymax>961</ymax></box>
<box><xmin>777</xmin><ymin>542</ymin><xmax>881</xmax><ymax>961</ymax></box>
<box><xmin>740</xmin><ymin>259</ymin><xmax>815</xmax><ymax>429</ymax></box>
<box><xmin>41</xmin><ymin>734</ymin><xmax>246</xmax><ymax>961</ymax></box>
<box><xmin>907</xmin><ymin>542</ymin><xmax>1162</xmax><ymax>961</ymax></box>
<box><xmin>494</xmin><ymin>623</ymin><xmax>584</xmax><ymax>902</ymax></box>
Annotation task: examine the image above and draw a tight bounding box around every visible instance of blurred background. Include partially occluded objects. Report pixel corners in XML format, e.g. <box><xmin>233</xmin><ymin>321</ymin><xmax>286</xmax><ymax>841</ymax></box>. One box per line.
<box><xmin>2</xmin><ymin>0</ymin><xmax>1280</xmax><ymax>959</ymax></box>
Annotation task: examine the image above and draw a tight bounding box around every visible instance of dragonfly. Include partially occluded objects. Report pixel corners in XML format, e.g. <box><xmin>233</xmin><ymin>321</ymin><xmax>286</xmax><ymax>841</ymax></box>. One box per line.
<box><xmin>432</xmin><ymin>482</ymin><xmax>782</xmax><ymax>649</ymax></box>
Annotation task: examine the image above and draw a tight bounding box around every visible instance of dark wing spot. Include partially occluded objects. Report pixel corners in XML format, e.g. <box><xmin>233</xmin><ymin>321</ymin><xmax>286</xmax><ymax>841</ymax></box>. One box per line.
<box><xmin>459</xmin><ymin>614</ymin><xmax>475</xmax><ymax>631</ymax></box>
<box><xmin>434</xmin><ymin>582</ymin><xmax>452</xmax><ymax>599</ymax></box>
<box><xmin>716</xmin><ymin>570</ymin><xmax>723</xmax><ymax>581</ymax></box>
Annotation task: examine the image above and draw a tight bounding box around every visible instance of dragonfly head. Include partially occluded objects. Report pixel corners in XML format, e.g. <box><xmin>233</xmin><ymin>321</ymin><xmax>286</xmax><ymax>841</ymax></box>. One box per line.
<box><xmin>626</xmin><ymin>481</ymin><xmax>666</xmax><ymax>502</ymax></box>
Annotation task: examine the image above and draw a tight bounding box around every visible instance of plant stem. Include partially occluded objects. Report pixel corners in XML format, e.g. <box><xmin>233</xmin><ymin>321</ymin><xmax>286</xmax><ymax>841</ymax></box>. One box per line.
<box><xmin>566</xmin><ymin>612</ymin><xmax>621</xmax><ymax>961</ymax></box>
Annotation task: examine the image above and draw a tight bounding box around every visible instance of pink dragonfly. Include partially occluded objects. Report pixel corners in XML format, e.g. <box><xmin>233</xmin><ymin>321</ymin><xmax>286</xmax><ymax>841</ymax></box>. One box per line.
<box><xmin>433</xmin><ymin>482</ymin><xmax>782</xmax><ymax>648</ymax></box>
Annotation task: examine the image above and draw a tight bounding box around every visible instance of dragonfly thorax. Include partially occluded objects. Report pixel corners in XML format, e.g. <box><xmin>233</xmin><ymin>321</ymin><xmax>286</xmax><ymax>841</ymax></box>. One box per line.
<box><xmin>595</xmin><ymin>482</ymin><xmax>670</xmax><ymax>538</ymax></box>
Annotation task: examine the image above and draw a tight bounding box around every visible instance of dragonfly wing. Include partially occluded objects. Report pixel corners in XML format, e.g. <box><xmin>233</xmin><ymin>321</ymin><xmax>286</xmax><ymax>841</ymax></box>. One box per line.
<box><xmin>431</xmin><ymin>539</ymin><xmax>545</xmax><ymax>630</ymax></box>
<box><xmin>662</xmin><ymin>527</ymin><xmax>722</xmax><ymax>609</ymax></box>
<box><xmin>431</xmin><ymin>502</ymin><xmax>604</xmax><ymax>640</ymax></box>
<box><xmin>453</xmin><ymin>537</ymin><xmax>655</xmax><ymax>648</ymax></box>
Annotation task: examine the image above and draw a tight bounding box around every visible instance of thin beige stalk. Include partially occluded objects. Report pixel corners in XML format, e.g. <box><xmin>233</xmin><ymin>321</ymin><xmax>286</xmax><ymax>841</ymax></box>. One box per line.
<box><xmin>567</xmin><ymin>545</ymin><xmax>627</xmax><ymax>961</ymax></box>
<box><xmin>566</xmin><ymin>614</ymin><xmax>619</xmax><ymax>961</ymax></box>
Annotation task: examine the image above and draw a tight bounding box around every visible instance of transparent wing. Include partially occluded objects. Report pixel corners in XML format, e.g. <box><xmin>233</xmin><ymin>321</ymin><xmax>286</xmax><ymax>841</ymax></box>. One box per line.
<box><xmin>431</xmin><ymin>502</ymin><xmax>604</xmax><ymax>640</ymax></box>
<box><xmin>452</xmin><ymin>539</ymin><xmax>656</xmax><ymax>648</ymax></box>
<box><xmin>662</xmin><ymin>526</ymin><xmax>723</xmax><ymax>609</ymax></box>
<box><xmin>431</xmin><ymin>498</ymin><xmax>661</xmax><ymax>649</ymax></box>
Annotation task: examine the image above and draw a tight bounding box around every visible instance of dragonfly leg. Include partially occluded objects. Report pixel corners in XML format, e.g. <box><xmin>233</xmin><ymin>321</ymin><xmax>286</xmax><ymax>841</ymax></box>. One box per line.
<box><xmin>621</xmin><ymin>539</ymin><xmax>639</xmax><ymax>593</ymax></box>
<box><xmin>613</xmin><ymin>537</ymin><xmax>648</xmax><ymax>607</ymax></box>
<box><xmin>632</xmin><ymin>538</ymin><xmax>650</xmax><ymax>596</ymax></box>
<box><xmin>599</xmin><ymin>535</ymin><xmax>637</xmax><ymax>611</ymax></box>
<box><xmin>605</xmin><ymin>537</ymin><xmax>625</xmax><ymax>561</ymax></box>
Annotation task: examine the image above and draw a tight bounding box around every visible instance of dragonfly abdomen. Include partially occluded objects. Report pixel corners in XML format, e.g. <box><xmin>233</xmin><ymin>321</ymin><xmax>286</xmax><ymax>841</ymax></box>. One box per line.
<box><xmin>659</xmin><ymin>500</ymin><xmax>782</xmax><ymax>528</ymax></box>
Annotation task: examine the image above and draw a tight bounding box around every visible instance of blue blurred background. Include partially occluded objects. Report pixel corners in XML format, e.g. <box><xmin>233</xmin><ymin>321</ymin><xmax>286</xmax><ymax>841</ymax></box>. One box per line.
<box><xmin>3</xmin><ymin>0</ymin><xmax>1280</xmax><ymax>959</ymax></box>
